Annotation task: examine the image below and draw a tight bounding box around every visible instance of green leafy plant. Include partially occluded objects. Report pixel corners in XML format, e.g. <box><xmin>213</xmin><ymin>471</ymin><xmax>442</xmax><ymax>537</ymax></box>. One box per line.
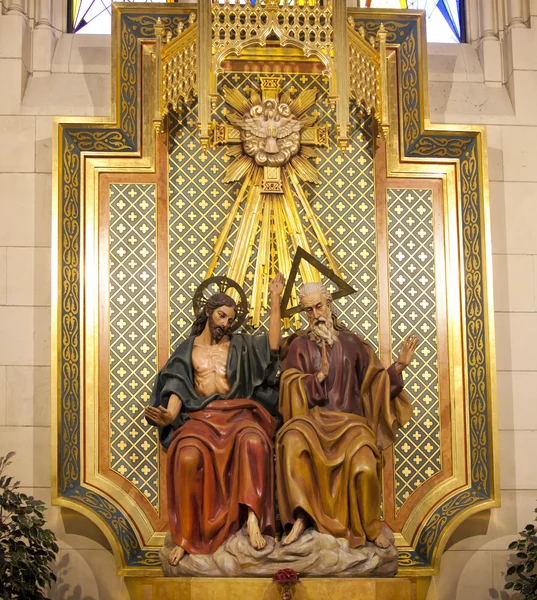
<box><xmin>505</xmin><ymin>511</ymin><xmax>537</xmax><ymax>598</ymax></box>
<box><xmin>0</xmin><ymin>452</ymin><xmax>59</xmax><ymax>600</ymax></box>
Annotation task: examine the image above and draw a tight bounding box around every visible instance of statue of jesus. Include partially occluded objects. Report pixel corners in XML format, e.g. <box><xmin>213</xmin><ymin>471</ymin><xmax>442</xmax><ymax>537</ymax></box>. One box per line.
<box><xmin>145</xmin><ymin>274</ymin><xmax>285</xmax><ymax>566</ymax></box>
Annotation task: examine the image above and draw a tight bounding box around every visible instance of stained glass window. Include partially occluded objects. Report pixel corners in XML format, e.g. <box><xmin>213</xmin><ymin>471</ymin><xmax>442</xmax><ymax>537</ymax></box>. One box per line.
<box><xmin>69</xmin><ymin>0</ymin><xmax>163</xmax><ymax>34</ymax></box>
<box><xmin>70</xmin><ymin>0</ymin><xmax>465</xmax><ymax>42</ymax></box>
<box><xmin>360</xmin><ymin>0</ymin><xmax>465</xmax><ymax>43</ymax></box>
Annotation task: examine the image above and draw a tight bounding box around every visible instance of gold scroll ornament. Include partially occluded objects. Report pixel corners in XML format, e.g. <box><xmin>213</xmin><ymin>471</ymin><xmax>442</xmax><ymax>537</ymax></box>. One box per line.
<box><xmin>155</xmin><ymin>0</ymin><xmax>389</xmax><ymax>149</ymax></box>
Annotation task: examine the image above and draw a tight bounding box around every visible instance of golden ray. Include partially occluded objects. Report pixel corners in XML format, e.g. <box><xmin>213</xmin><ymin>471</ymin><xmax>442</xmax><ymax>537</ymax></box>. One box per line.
<box><xmin>227</xmin><ymin>170</ymin><xmax>263</xmax><ymax>287</ymax></box>
<box><xmin>280</xmin><ymin>90</ymin><xmax>292</xmax><ymax>105</ymax></box>
<box><xmin>260</xmin><ymin>197</ymin><xmax>273</xmax><ymax>310</ymax></box>
<box><xmin>223</xmin><ymin>86</ymin><xmax>252</xmax><ymax>115</ymax></box>
<box><xmin>205</xmin><ymin>166</ymin><xmax>256</xmax><ymax>279</ymax></box>
<box><xmin>213</xmin><ymin>81</ymin><xmax>338</xmax><ymax>327</ymax></box>
<box><xmin>225</xmin><ymin>145</ymin><xmax>243</xmax><ymax>158</ymax></box>
<box><xmin>290</xmin><ymin>155</ymin><xmax>320</xmax><ymax>184</ymax></box>
<box><xmin>298</xmin><ymin>114</ymin><xmax>318</xmax><ymax>128</ymax></box>
<box><xmin>272</xmin><ymin>197</ymin><xmax>293</xmax><ymax>330</ymax></box>
<box><xmin>249</xmin><ymin>89</ymin><xmax>261</xmax><ymax>106</ymax></box>
<box><xmin>281</xmin><ymin>175</ymin><xmax>319</xmax><ymax>283</ymax></box>
<box><xmin>274</xmin><ymin>195</ymin><xmax>307</xmax><ymax>330</ymax></box>
<box><xmin>289</xmin><ymin>89</ymin><xmax>317</xmax><ymax>117</ymax></box>
<box><xmin>272</xmin><ymin>196</ymin><xmax>288</xmax><ymax>278</ymax></box>
<box><xmin>287</xmin><ymin>165</ymin><xmax>342</xmax><ymax>278</ymax></box>
<box><xmin>224</xmin><ymin>155</ymin><xmax>254</xmax><ymax>183</ymax></box>
<box><xmin>251</xmin><ymin>197</ymin><xmax>272</xmax><ymax>327</ymax></box>
<box><xmin>300</xmin><ymin>146</ymin><xmax>318</xmax><ymax>159</ymax></box>
<box><xmin>269</xmin><ymin>221</ymin><xmax>277</xmax><ymax>281</ymax></box>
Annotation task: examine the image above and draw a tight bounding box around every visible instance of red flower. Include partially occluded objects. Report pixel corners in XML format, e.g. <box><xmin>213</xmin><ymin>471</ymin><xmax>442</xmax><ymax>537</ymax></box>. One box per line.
<box><xmin>273</xmin><ymin>568</ymin><xmax>300</xmax><ymax>583</ymax></box>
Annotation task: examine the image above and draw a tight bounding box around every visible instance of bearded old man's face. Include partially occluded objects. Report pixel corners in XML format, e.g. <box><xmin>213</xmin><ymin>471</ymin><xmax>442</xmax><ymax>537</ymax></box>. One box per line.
<box><xmin>301</xmin><ymin>292</ymin><xmax>338</xmax><ymax>346</ymax></box>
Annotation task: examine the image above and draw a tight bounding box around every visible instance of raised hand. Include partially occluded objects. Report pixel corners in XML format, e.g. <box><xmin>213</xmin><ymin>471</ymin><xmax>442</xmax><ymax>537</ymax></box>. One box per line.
<box><xmin>268</xmin><ymin>272</ymin><xmax>286</xmax><ymax>297</ymax></box>
<box><xmin>317</xmin><ymin>341</ymin><xmax>330</xmax><ymax>383</ymax></box>
<box><xmin>144</xmin><ymin>405</ymin><xmax>175</xmax><ymax>426</ymax></box>
<box><xmin>397</xmin><ymin>334</ymin><xmax>419</xmax><ymax>371</ymax></box>
<box><xmin>268</xmin><ymin>272</ymin><xmax>286</xmax><ymax>351</ymax></box>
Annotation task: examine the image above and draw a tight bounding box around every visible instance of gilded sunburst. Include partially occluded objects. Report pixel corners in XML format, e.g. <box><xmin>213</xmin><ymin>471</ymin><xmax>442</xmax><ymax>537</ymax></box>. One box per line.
<box><xmin>206</xmin><ymin>76</ymin><xmax>341</xmax><ymax>327</ymax></box>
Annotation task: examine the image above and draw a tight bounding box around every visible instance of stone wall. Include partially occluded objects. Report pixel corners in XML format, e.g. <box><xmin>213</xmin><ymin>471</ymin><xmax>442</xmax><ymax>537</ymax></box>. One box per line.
<box><xmin>425</xmin><ymin>27</ymin><xmax>537</xmax><ymax>596</ymax></box>
<box><xmin>1</xmin><ymin>2</ymin><xmax>537</xmax><ymax>598</ymax></box>
<box><xmin>0</xmin><ymin>21</ymin><xmax>125</xmax><ymax>598</ymax></box>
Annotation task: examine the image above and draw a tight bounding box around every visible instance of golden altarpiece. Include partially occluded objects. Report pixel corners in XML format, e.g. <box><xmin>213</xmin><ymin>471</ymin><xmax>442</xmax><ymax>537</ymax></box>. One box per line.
<box><xmin>52</xmin><ymin>0</ymin><xmax>499</xmax><ymax>596</ymax></box>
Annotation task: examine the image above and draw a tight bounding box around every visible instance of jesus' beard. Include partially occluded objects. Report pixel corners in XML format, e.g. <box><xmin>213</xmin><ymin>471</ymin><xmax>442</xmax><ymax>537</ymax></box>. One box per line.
<box><xmin>209</xmin><ymin>318</ymin><xmax>229</xmax><ymax>342</ymax></box>
<box><xmin>309</xmin><ymin>316</ymin><xmax>338</xmax><ymax>347</ymax></box>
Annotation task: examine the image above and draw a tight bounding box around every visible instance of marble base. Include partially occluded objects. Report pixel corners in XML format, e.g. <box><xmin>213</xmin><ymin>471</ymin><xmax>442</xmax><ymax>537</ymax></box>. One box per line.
<box><xmin>159</xmin><ymin>527</ymin><xmax>398</xmax><ymax>578</ymax></box>
<box><xmin>126</xmin><ymin>576</ymin><xmax>421</xmax><ymax>600</ymax></box>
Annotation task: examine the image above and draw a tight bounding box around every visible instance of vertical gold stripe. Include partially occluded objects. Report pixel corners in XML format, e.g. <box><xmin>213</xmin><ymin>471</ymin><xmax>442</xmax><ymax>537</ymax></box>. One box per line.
<box><xmin>251</xmin><ymin>197</ymin><xmax>271</xmax><ymax>327</ymax></box>
<box><xmin>227</xmin><ymin>170</ymin><xmax>263</xmax><ymax>287</ymax></box>
<box><xmin>281</xmin><ymin>175</ymin><xmax>319</xmax><ymax>283</ymax></box>
<box><xmin>287</xmin><ymin>166</ymin><xmax>342</xmax><ymax>278</ymax></box>
<box><xmin>205</xmin><ymin>166</ymin><xmax>254</xmax><ymax>279</ymax></box>
<box><xmin>273</xmin><ymin>196</ymin><xmax>294</xmax><ymax>330</ymax></box>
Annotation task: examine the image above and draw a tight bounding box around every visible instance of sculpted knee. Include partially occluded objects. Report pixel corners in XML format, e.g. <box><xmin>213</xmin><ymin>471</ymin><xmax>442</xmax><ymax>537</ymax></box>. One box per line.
<box><xmin>178</xmin><ymin>446</ymin><xmax>204</xmax><ymax>472</ymax></box>
<box><xmin>351</xmin><ymin>446</ymin><xmax>378</xmax><ymax>477</ymax></box>
<box><xmin>280</xmin><ymin>429</ymin><xmax>308</xmax><ymax>454</ymax></box>
<box><xmin>240</xmin><ymin>431</ymin><xmax>268</xmax><ymax>453</ymax></box>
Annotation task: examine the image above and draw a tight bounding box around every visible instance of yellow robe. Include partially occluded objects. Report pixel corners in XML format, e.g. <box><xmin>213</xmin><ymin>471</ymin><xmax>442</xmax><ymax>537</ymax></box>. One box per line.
<box><xmin>276</xmin><ymin>331</ymin><xmax>412</xmax><ymax>547</ymax></box>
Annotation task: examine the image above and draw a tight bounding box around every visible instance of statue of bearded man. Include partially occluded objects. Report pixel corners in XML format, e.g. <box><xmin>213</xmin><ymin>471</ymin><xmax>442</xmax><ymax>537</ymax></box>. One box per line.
<box><xmin>276</xmin><ymin>282</ymin><xmax>418</xmax><ymax>549</ymax></box>
<box><xmin>145</xmin><ymin>274</ymin><xmax>285</xmax><ymax>566</ymax></box>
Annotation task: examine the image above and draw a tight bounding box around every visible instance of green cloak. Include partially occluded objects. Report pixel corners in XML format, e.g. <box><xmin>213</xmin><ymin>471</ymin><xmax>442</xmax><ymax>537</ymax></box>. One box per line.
<box><xmin>148</xmin><ymin>334</ymin><xmax>279</xmax><ymax>448</ymax></box>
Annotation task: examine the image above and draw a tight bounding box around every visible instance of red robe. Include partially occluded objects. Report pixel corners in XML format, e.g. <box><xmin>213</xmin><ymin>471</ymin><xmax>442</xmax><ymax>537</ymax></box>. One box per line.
<box><xmin>149</xmin><ymin>334</ymin><xmax>279</xmax><ymax>555</ymax></box>
<box><xmin>167</xmin><ymin>399</ymin><xmax>276</xmax><ymax>554</ymax></box>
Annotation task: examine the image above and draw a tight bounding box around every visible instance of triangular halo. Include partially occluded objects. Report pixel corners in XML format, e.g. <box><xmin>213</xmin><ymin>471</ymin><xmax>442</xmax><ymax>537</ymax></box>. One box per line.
<box><xmin>280</xmin><ymin>247</ymin><xmax>357</xmax><ymax>318</ymax></box>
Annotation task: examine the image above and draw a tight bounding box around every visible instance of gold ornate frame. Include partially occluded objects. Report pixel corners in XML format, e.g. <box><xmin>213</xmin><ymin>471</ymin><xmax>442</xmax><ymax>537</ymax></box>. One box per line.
<box><xmin>51</xmin><ymin>3</ymin><xmax>499</xmax><ymax>577</ymax></box>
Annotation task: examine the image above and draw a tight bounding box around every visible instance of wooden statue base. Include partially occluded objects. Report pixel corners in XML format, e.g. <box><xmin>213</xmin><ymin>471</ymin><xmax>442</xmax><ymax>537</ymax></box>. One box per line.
<box><xmin>126</xmin><ymin>576</ymin><xmax>429</xmax><ymax>600</ymax></box>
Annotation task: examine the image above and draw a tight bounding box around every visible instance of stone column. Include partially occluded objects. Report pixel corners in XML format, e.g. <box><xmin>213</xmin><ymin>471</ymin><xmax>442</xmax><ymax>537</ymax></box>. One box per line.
<box><xmin>51</xmin><ymin>0</ymin><xmax>67</xmax><ymax>33</ymax></box>
<box><xmin>0</xmin><ymin>0</ymin><xmax>30</xmax><ymax>112</ymax></box>
<box><xmin>479</xmin><ymin>0</ymin><xmax>499</xmax><ymax>40</ymax></box>
<box><xmin>465</xmin><ymin>0</ymin><xmax>481</xmax><ymax>43</ymax></box>
<box><xmin>34</xmin><ymin>0</ymin><xmax>52</xmax><ymax>28</ymax></box>
<box><xmin>6</xmin><ymin>0</ymin><xmax>26</xmax><ymax>16</ymax></box>
<box><xmin>33</xmin><ymin>0</ymin><xmax>56</xmax><ymax>74</ymax></box>
<box><xmin>503</xmin><ymin>0</ymin><xmax>536</xmax><ymax>117</ymax></box>
<box><xmin>467</xmin><ymin>0</ymin><xmax>503</xmax><ymax>85</ymax></box>
<box><xmin>507</xmin><ymin>0</ymin><xmax>529</xmax><ymax>27</ymax></box>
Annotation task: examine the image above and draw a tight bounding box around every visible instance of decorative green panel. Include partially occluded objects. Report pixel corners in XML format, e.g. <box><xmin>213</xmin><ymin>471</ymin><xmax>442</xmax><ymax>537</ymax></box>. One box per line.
<box><xmin>387</xmin><ymin>188</ymin><xmax>440</xmax><ymax>511</ymax></box>
<box><xmin>109</xmin><ymin>183</ymin><xmax>159</xmax><ymax>511</ymax></box>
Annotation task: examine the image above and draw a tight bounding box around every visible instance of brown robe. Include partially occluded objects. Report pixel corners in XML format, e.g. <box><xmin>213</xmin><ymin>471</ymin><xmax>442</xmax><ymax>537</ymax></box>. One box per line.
<box><xmin>276</xmin><ymin>330</ymin><xmax>411</xmax><ymax>548</ymax></box>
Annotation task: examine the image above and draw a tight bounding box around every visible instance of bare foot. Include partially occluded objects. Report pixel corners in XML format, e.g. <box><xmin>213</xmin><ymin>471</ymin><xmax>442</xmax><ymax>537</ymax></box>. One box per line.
<box><xmin>373</xmin><ymin>525</ymin><xmax>395</xmax><ymax>549</ymax></box>
<box><xmin>168</xmin><ymin>545</ymin><xmax>186</xmax><ymax>566</ymax></box>
<box><xmin>281</xmin><ymin>517</ymin><xmax>306</xmax><ymax>546</ymax></box>
<box><xmin>247</xmin><ymin>509</ymin><xmax>267</xmax><ymax>550</ymax></box>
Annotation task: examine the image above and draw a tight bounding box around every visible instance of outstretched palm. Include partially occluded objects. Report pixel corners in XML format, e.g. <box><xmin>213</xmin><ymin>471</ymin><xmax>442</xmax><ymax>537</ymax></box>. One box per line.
<box><xmin>144</xmin><ymin>405</ymin><xmax>174</xmax><ymax>426</ymax></box>
<box><xmin>397</xmin><ymin>334</ymin><xmax>419</xmax><ymax>369</ymax></box>
<box><xmin>268</xmin><ymin>272</ymin><xmax>285</xmax><ymax>296</ymax></box>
